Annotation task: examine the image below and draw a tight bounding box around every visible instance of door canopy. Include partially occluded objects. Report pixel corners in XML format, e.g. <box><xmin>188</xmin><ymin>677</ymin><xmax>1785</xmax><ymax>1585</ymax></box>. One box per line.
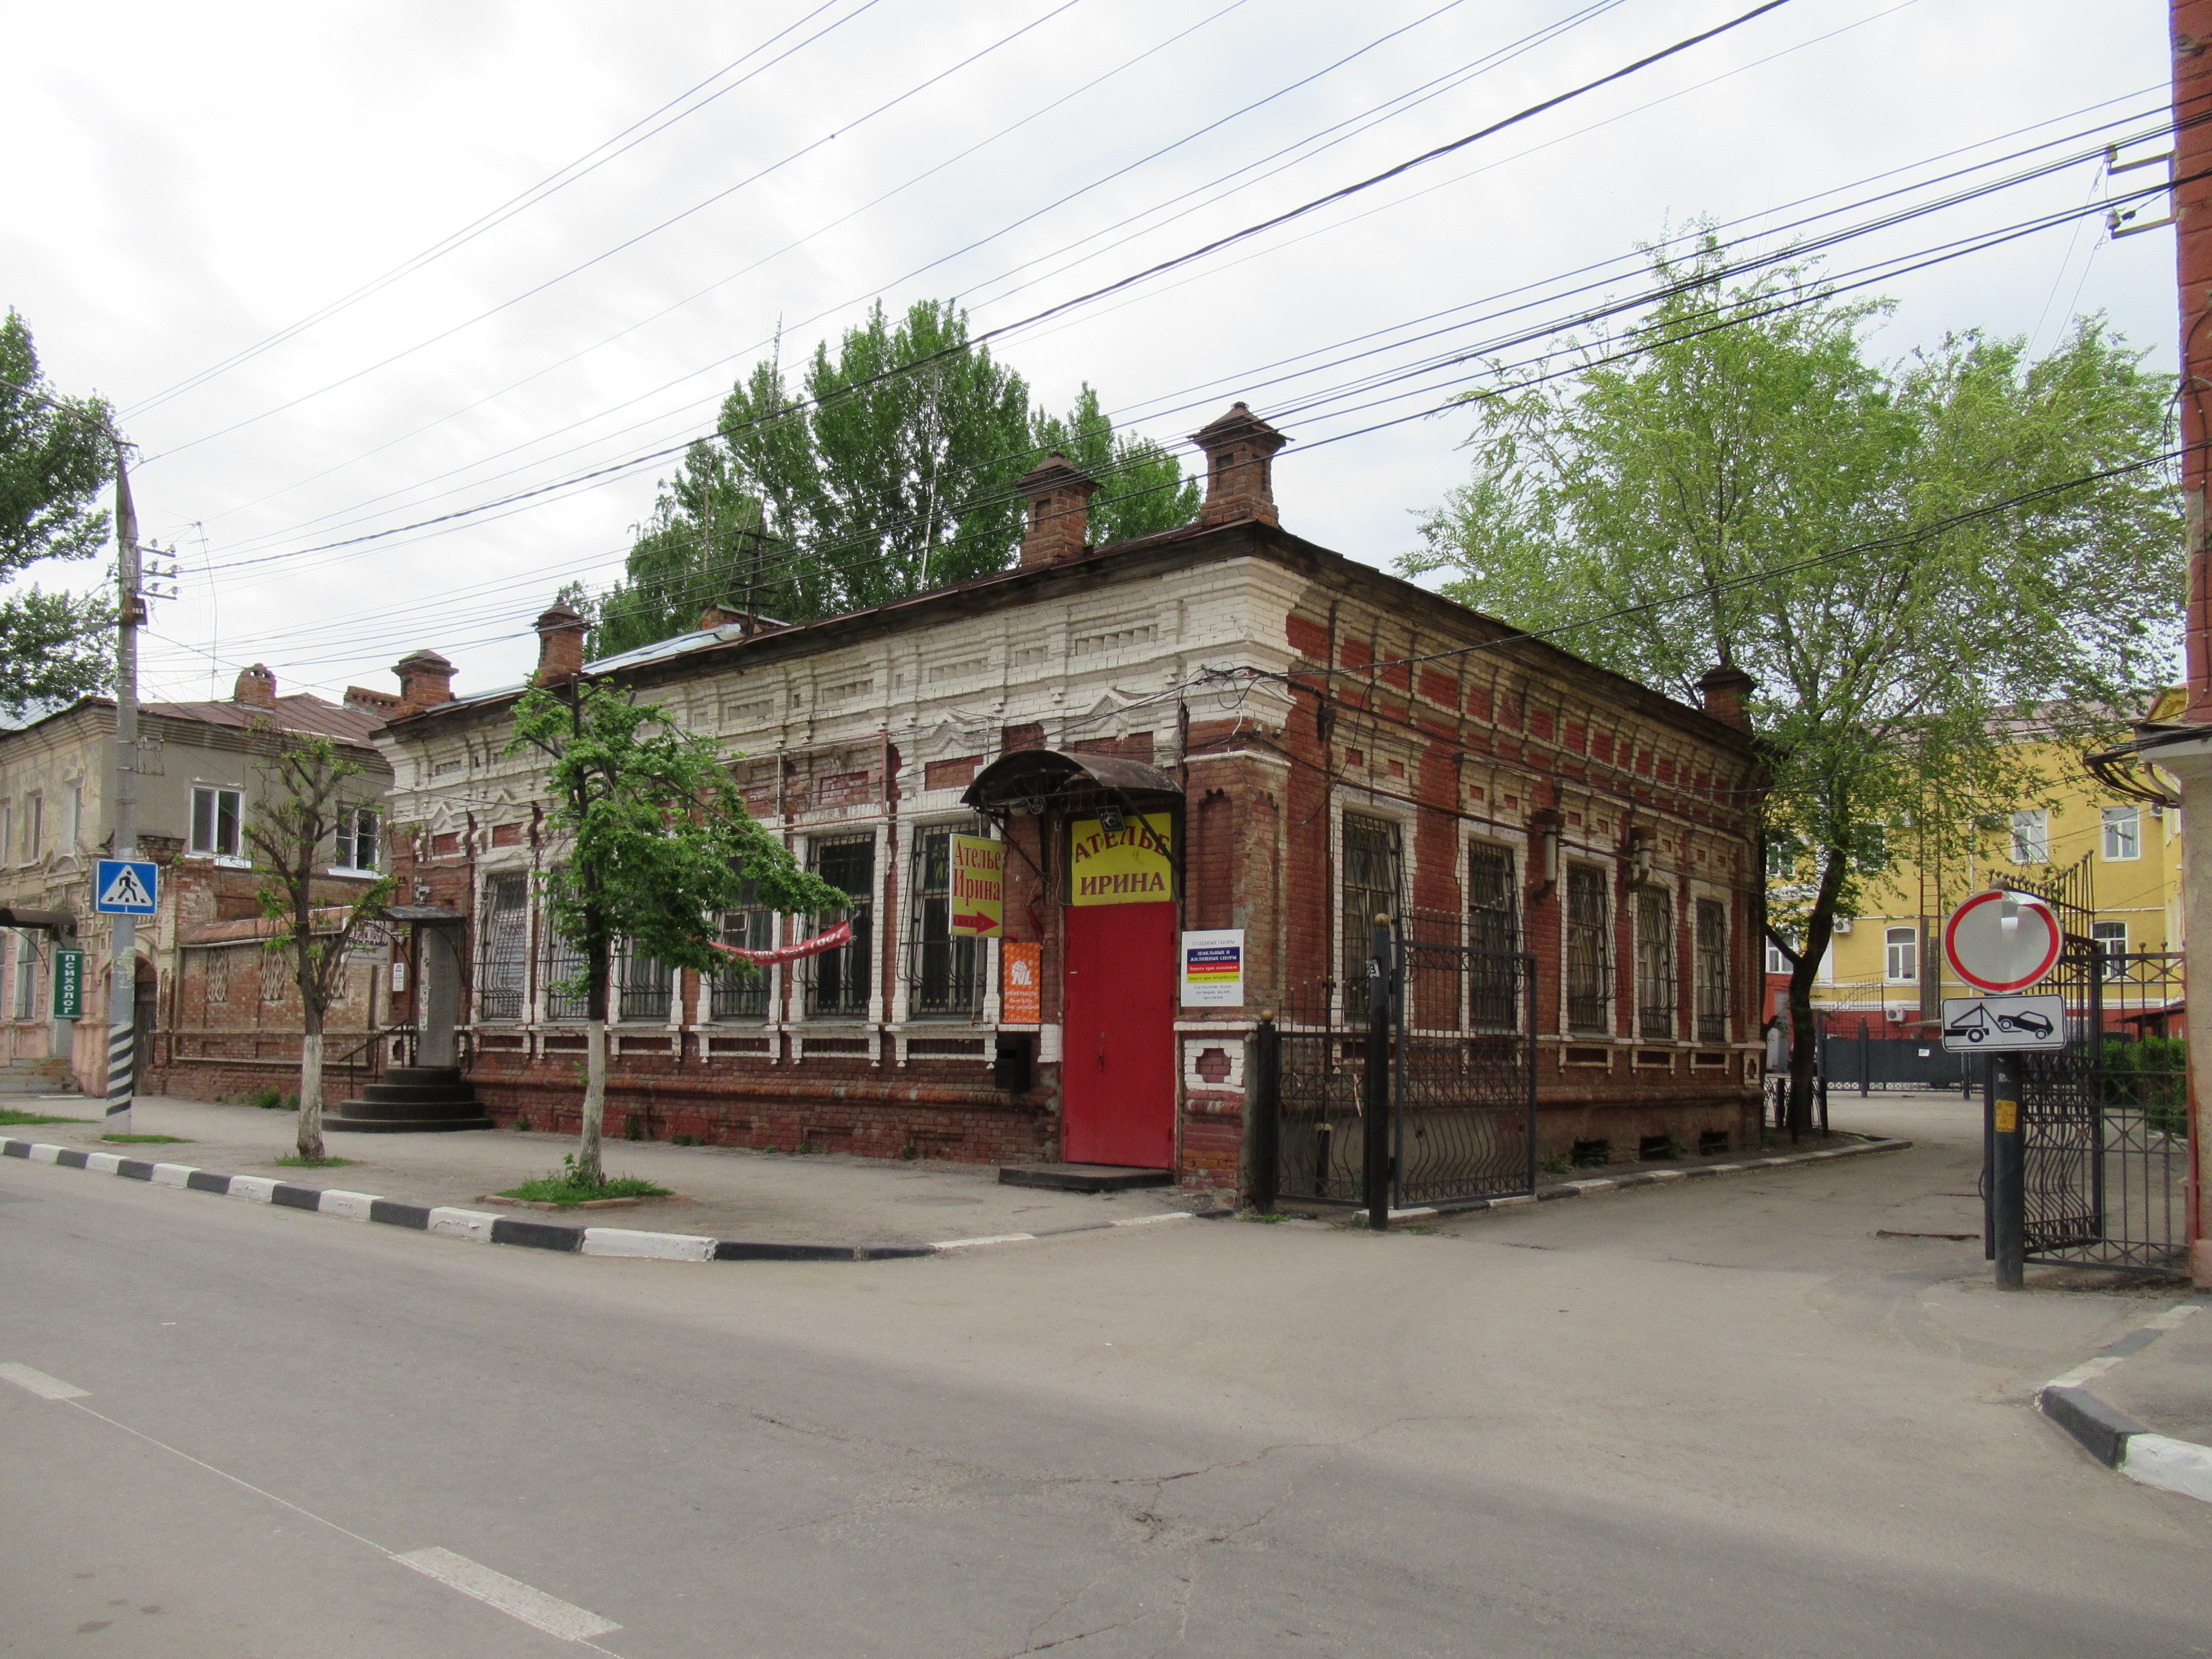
<box><xmin>961</xmin><ymin>748</ymin><xmax>1182</xmax><ymax>822</ymax></box>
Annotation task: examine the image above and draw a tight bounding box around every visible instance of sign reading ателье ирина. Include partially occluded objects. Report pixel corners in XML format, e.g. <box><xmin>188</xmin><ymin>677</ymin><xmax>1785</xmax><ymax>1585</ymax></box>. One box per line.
<box><xmin>1068</xmin><ymin>815</ymin><xmax>1173</xmax><ymax>905</ymax></box>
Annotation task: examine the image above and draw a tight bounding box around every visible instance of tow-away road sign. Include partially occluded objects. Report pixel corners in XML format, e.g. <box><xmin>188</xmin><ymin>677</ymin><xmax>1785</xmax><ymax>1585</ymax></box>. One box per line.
<box><xmin>93</xmin><ymin>859</ymin><xmax>159</xmax><ymax>915</ymax></box>
<box><xmin>1940</xmin><ymin>992</ymin><xmax>2067</xmax><ymax>1054</ymax></box>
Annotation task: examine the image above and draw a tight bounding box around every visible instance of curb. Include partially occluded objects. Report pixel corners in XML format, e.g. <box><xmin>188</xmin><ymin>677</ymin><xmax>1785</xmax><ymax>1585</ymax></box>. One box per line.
<box><xmin>2036</xmin><ymin>1300</ymin><xmax>2212</xmax><ymax>1507</ymax></box>
<box><xmin>1382</xmin><ymin>1135</ymin><xmax>1915</xmax><ymax>1220</ymax></box>
<box><xmin>0</xmin><ymin>1139</ymin><xmax>1210</xmax><ymax>1264</ymax></box>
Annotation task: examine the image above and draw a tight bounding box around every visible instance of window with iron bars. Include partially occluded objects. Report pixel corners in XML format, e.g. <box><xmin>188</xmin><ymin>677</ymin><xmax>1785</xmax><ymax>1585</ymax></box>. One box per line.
<box><xmin>1635</xmin><ymin>886</ymin><xmax>1676</xmax><ymax>1039</ymax></box>
<box><xmin>1566</xmin><ymin>865</ymin><xmax>1611</xmax><ymax>1033</ymax></box>
<box><xmin>711</xmin><ymin>877</ymin><xmax>776</xmax><ymax>1019</ymax></box>
<box><xmin>1694</xmin><ymin>899</ymin><xmax>1728</xmax><ymax>1042</ymax></box>
<box><xmin>617</xmin><ymin>940</ymin><xmax>671</xmax><ymax>1022</ymax></box>
<box><xmin>907</xmin><ymin>821</ymin><xmax>987</xmax><ymax>1018</ymax></box>
<box><xmin>1467</xmin><ymin>842</ymin><xmax>1519</xmax><ymax>1030</ymax></box>
<box><xmin>806</xmin><ymin>833</ymin><xmax>874</xmax><ymax>1018</ymax></box>
<box><xmin>1342</xmin><ymin>815</ymin><xmax>1401</xmax><ymax>998</ymax></box>
<box><xmin>475</xmin><ymin>873</ymin><xmax>529</xmax><ymax>1022</ymax></box>
<box><xmin>540</xmin><ymin>894</ymin><xmax>590</xmax><ymax>1021</ymax></box>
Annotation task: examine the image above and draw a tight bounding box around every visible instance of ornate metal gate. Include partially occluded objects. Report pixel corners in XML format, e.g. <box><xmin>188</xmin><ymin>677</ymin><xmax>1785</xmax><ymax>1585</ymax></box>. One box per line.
<box><xmin>1265</xmin><ymin>910</ymin><xmax>1538</xmax><ymax>1209</ymax></box>
<box><xmin>2010</xmin><ymin>864</ymin><xmax>2189</xmax><ymax>1275</ymax></box>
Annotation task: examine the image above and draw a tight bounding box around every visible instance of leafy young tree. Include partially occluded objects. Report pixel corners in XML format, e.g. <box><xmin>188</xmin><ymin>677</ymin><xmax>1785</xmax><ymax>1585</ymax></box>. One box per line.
<box><xmin>1403</xmin><ymin>242</ymin><xmax>2179</xmax><ymax>1133</ymax></box>
<box><xmin>0</xmin><ymin>310</ymin><xmax>117</xmax><ymax>717</ymax></box>
<box><xmin>244</xmin><ymin>735</ymin><xmax>396</xmax><ymax>1161</ymax></box>
<box><xmin>592</xmin><ymin>441</ymin><xmax>783</xmax><ymax>658</ymax></box>
<box><xmin>509</xmin><ymin>679</ymin><xmax>843</xmax><ymax>1182</ymax></box>
<box><xmin>1031</xmin><ymin>382</ymin><xmax>1199</xmax><ymax>546</ymax></box>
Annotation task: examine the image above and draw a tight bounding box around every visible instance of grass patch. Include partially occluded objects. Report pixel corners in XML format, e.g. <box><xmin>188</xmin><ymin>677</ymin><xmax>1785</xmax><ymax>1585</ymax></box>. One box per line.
<box><xmin>0</xmin><ymin>1108</ymin><xmax>95</xmax><ymax>1126</ymax></box>
<box><xmin>498</xmin><ymin>1155</ymin><xmax>669</xmax><ymax>1207</ymax></box>
<box><xmin>101</xmin><ymin>1134</ymin><xmax>191</xmax><ymax>1144</ymax></box>
<box><xmin>276</xmin><ymin>1155</ymin><xmax>355</xmax><ymax>1167</ymax></box>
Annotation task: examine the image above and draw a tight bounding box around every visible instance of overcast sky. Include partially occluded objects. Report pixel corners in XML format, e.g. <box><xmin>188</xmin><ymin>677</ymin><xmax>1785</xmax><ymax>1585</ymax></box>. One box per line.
<box><xmin>4</xmin><ymin>0</ymin><xmax>2177</xmax><ymax>708</ymax></box>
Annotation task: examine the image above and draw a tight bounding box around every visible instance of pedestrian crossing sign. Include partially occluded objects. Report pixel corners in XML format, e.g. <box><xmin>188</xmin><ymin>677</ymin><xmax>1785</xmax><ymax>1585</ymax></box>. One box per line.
<box><xmin>94</xmin><ymin>858</ymin><xmax>159</xmax><ymax>915</ymax></box>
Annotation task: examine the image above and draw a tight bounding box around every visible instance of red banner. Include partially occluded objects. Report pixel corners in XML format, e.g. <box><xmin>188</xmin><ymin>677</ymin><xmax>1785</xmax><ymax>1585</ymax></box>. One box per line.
<box><xmin>708</xmin><ymin>920</ymin><xmax>851</xmax><ymax>967</ymax></box>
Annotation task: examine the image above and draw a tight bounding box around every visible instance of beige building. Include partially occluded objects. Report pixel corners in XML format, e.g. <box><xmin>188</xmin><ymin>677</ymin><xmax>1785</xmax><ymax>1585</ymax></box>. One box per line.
<box><xmin>0</xmin><ymin>667</ymin><xmax>391</xmax><ymax>1094</ymax></box>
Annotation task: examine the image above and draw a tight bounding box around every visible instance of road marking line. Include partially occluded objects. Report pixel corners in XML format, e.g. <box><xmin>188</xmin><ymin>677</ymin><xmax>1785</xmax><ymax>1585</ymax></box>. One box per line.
<box><xmin>931</xmin><ymin>1232</ymin><xmax>1036</xmax><ymax>1249</ymax></box>
<box><xmin>2145</xmin><ymin>1304</ymin><xmax>2202</xmax><ymax>1331</ymax></box>
<box><xmin>0</xmin><ymin>1362</ymin><xmax>89</xmax><ymax>1400</ymax></box>
<box><xmin>395</xmin><ymin>1547</ymin><xmax>620</xmax><ymax>1642</ymax></box>
<box><xmin>2046</xmin><ymin>1354</ymin><xmax>2127</xmax><ymax>1391</ymax></box>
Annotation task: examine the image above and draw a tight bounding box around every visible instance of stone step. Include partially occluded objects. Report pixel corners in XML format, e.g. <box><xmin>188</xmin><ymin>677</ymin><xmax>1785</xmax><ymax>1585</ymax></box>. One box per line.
<box><xmin>332</xmin><ymin>1095</ymin><xmax>487</xmax><ymax>1122</ymax></box>
<box><xmin>357</xmin><ymin>1080</ymin><xmax>479</xmax><ymax>1106</ymax></box>
<box><xmin>997</xmin><ymin>1163</ymin><xmax>1175</xmax><ymax>1193</ymax></box>
<box><xmin>325</xmin><ymin>1112</ymin><xmax>497</xmax><ymax>1134</ymax></box>
<box><xmin>381</xmin><ymin>1065</ymin><xmax>465</xmax><ymax>1088</ymax></box>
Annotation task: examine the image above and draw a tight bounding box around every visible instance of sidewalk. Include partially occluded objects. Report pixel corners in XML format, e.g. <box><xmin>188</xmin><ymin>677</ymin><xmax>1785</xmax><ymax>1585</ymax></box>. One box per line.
<box><xmin>3</xmin><ymin>1095</ymin><xmax>1208</xmax><ymax>1249</ymax></box>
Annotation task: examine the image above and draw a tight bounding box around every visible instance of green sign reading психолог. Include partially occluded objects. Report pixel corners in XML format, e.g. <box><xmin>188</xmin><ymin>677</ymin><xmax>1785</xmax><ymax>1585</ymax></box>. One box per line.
<box><xmin>51</xmin><ymin>949</ymin><xmax>83</xmax><ymax>1019</ymax></box>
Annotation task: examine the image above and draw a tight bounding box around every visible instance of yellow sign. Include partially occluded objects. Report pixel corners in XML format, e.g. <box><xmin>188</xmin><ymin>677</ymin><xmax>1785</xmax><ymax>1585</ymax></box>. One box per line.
<box><xmin>1070</xmin><ymin>815</ymin><xmax>1174</xmax><ymax>906</ymax></box>
<box><xmin>949</xmin><ymin>834</ymin><xmax>1004</xmax><ymax>937</ymax></box>
<box><xmin>1994</xmin><ymin>1098</ymin><xmax>2018</xmax><ymax>1134</ymax></box>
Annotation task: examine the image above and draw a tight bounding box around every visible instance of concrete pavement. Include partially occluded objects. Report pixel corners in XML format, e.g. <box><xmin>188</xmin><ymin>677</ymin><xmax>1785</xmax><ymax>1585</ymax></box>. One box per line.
<box><xmin>3</xmin><ymin>1087</ymin><xmax>2207</xmax><ymax>1656</ymax></box>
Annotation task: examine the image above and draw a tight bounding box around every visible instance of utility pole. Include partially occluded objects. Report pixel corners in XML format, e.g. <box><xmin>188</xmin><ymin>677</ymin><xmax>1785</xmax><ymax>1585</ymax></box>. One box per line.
<box><xmin>105</xmin><ymin>445</ymin><xmax>142</xmax><ymax>1137</ymax></box>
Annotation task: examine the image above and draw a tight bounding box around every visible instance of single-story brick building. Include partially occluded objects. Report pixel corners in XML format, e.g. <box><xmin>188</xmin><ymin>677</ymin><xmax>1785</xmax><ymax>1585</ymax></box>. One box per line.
<box><xmin>363</xmin><ymin>402</ymin><xmax>1768</xmax><ymax>1196</ymax></box>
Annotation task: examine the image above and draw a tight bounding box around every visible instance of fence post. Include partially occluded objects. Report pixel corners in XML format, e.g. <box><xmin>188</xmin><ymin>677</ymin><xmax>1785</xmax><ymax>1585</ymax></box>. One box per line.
<box><xmin>1248</xmin><ymin>1017</ymin><xmax>1280</xmax><ymax>1215</ymax></box>
<box><xmin>1364</xmin><ymin>915</ymin><xmax>1392</xmax><ymax>1233</ymax></box>
<box><xmin>1859</xmin><ymin>1016</ymin><xmax>1871</xmax><ymax>1096</ymax></box>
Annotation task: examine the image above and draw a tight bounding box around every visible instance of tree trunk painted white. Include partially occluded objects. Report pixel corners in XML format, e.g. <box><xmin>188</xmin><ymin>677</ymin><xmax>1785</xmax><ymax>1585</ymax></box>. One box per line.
<box><xmin>577</xmin><ymin>1016</ymin><xmax>606</xmax><ymax>1183</ymax></box>
<box><xmin>297</xmin><ymin>1030</ymin><xmax>326</xmax><ymax>1161</ymax></box>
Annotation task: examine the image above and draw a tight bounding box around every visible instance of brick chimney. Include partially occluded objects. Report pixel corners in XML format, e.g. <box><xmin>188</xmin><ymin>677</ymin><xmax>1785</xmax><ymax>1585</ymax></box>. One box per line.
<box><xmin>392</xmin><ymin>649</ymin><xmax>457</xmax><ymax>714</ymax></box>
<box><xmin>1695</xmin><ymin>663</ymin><xmax>1756</xmax><ymax>731</ymax></box>
<box><xmin>1016</xmin><ymin>454</ymin><xmax>1098</xmax><ymax>568</ymax></box>
<box><xmin>534</xmin><ymin>603</ymin><xmax>589</xmax><ymax>686</ymax></box>
<box><xmin>1191</xmin><ymin>402</ymin><xmax>1287</xmax><ymax>528</ymax></box>
<box><xmin>233</xmin><ymin>663</ymin><xmax>278</xmax><ymax>709</ymax></box>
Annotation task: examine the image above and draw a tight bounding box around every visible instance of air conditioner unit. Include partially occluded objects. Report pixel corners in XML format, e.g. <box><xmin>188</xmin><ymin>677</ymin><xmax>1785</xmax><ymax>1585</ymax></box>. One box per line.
<box><xmin>1885</xmin><ymin>1007</ymin><xmax>1909</xmax><ymax>1024</ymax></box>
<box><xmin>1833</xmin><ymin>917</ymin><xmax>1854</xmax><ymax>934</ymax></box>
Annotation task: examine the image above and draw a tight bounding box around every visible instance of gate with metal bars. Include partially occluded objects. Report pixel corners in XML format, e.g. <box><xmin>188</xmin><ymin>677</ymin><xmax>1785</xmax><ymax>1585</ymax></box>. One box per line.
<box><xmin>1258</xmin><ymin>909</ymin><xmax>1538</xmax><ymax>1211</ymax></box>
<box><xmin>2006</xmin><ymin>864</ymin><xmax>2189</xmax><ymax>1275</ymax></box>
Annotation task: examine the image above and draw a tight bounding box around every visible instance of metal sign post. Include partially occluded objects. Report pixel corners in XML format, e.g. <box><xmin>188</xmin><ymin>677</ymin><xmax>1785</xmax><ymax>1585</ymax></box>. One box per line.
<box><xmin>1363</xmin><ymin>914</ymin><xmax>1392</xmax><ymax>1233</ymax></box>
<box><xmin>1990</xmin><ymin>1056</ymin><xmax>2025</xmax><ymax>1289</ymax></box>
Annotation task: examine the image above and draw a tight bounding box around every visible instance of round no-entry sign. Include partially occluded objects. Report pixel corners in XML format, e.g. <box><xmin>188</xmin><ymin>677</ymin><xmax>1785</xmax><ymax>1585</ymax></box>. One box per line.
<box><xmin>1942</xmin><ymin>890</ymin><xmax>2062</xmax><ymax>993</ymax></box>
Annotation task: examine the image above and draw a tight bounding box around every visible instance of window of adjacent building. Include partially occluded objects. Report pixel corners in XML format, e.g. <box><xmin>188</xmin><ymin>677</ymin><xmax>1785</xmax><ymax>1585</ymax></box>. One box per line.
<box><xmin>191</xmin><ymin>786</ymin><xmax>243</xmax><ymax>858</ymax></box>
<box><xmin>11</xmin><ymin>932</ymin><xmax>36</xmax><ymax>1021</ymax></box>
<box><xmin>0</xmin><ymin>804</ymin><xmax>11</xmax><ymax>867</ymax></box>
<box><xmin>1467</xmin><ymin>843</ymin><xmax>1519</xmax><ymax>1030</ymax></box>
<box><xmin>24</xmin><ymin>793</ymin><xmax>41</xmax><ymax>861</ymax></box>
<box><xmin>1885</xmin><ymin>925</ymin><xmax>1918</xmax><ymax>984</ymax></box>
<box><xmin>806</xmin><ymin>834</ymin><xmax>875</xmax><ymax>1018</ymax></box>
<box><xmin>67</xmin><ymin>783</ymin><xmax>81</xmax><ymax>850</ymax></box>
<box><xmin>2093</xmin><ymin>920</ymin><xmax>2129</xmax><ymax>981</ymax></box>
<box><xmin>2009</xmin><ymin>809</ymin><xmax>2049</xmax><ymax>865</ymax></box>
<box><xmin>2102</xmin><ymin>805</ymin><xmax>2141</xmax><ymax>861</ymax></box>
<box><xmin>1695</xmin><ymin>900</ymin><xmax>1728</xmax><ymax>1042</ymax></box>
<box><xmin>712</xmin><ymin>877</ymin><xmax>777</xmax><ymax>1021</ymax></box>
<box><xmin>1765</xmin><ymin>936</ymin><xmax>1790</xmax><ymax>977</ymax></box>
<box><xmin>617</xmin><ymin>940</ymin><xmax>671</xmax><ymax>1022</ymax></box>
<box><xmin>1634</xmin><ymin>886</ymin><xmax>1676</xmax><ymax>1040</ymax></box>
<box><xmin>333</xmin><ymin>806</ymin><xmax>380</xmax><ymax>871</ymax></box>
<box><xmin>476</xmin><ymin>873</ymin><xmax>529</xmax><ymax>1022</ymax></box>
<box><xmin>907</xmin><ymin>822</ymin><xmax>985</xmax><ymax>1018</ymax></box>
<box><xmin>1566</xmin><ymin>865</ymin><xmax>1611</xmax><ymax>1033</ymax></box>
<box><xmin>1342</xmin><ymin>815</ymin><xmax>1401</xmax><ymax>991</ymax></box>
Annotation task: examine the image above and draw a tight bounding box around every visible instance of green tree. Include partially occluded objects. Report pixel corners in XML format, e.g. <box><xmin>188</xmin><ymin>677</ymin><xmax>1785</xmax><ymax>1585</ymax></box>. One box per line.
<box><xmin>1031</xmin><ymin>382</ymin><xmax>1199</xmax><ymax>546</ymax></box>
<box><xmin>509</xmin><ymin>678</ymin><xmax>842</xmax><ymax>1181</ymax></box>
<box><xmin>0</xmin><ymin>310</ymin><xmax>117</xmax><ymax>717</ymax></box>
<box><xmin>1402</xmin><ymin>242</ymin><xmax>2179</xmax><ymax>1134</ymax></box>
<box><xmin>591</xmin><ymin>441</ymin><xmax>783</xmax><ymax>658</ymax></box>
<box><xmin>243</xmin><ymin>735</ymin><xmax>396</xmax><ymax>1161</ymax></box>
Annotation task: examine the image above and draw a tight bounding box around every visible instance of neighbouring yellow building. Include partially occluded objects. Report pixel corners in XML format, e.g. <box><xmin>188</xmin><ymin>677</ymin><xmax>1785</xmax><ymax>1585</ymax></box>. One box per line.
<box><xmin>1796</xmin><ymin>700</ymin><xmax>2186</xmax><ymax>1036</ymax></box>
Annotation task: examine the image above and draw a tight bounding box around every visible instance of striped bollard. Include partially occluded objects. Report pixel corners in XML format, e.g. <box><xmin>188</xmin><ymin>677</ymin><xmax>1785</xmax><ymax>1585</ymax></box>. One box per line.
<box><xmin>105</xmin><ymin>1020</ymin><xmax>132</xmax><ymax>1137</ymax></box>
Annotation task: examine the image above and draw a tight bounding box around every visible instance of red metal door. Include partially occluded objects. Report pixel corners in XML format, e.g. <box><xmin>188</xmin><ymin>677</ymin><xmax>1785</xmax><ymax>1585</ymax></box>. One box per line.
<box><xmin>1061</xmin><ymin>900</ymin><xmax>1177</xmax><ymax>1168</ymax></box>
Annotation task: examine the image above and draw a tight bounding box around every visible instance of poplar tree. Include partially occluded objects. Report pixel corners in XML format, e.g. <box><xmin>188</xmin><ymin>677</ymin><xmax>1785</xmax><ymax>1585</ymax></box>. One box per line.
<box><xmin>1403</xmin><ymin>241</ymin><xmax>2179</xmax><ymax>1135</ymax></box>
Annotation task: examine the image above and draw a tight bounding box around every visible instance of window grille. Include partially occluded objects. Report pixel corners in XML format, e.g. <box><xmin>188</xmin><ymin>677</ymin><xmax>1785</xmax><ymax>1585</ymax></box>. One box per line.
<box><xmin>541</xmin><ymin>923</ymin><xmax>589</xmax><ymax>1021</ymax></box>
<box><xmin>1566</xmin><ymin>866</ymin><xmax>1611</xmax><ymax>1033</ymax></box>
<box><xmin>1467</xmin><ymin>843</ymin><xmax>1519</xmax><ymax>1030</ymax></box>
<box><xmin>1694</xmin><ymin>900</ymin><xmax>1728</xmax><ymax>1042</ymax></box>
<box><xmin>907</xmin><ymin>822</ymin><xmax>986</xmax><ymax>1017</ymax></box>
<box><xmin>806</xmin><ymin>834</ymin><xmax>874</xmax><ymax>1018</ymax></box>
<box><xmin>1635</xmin><ymin>886</ymin><xmax>1676</xmax><ymax>1040</ymax></box>
<box><xmin>617</xmin><ymin>941</ymin><xmax>671</xmax><ymax>1022</ymax></box>
<box><xmin>1342</xmin><ymin>815</ymin><xmax>1401</xmax><ymax>990</ymax></box>
<box><xmin>477</xmin><ymin>873</ymin><xmax>529</xmax><ymax>1021</ymax></box>
<box><xmin>1884</xmin><ymin>925</ymin><xmax>1918</xmax><ymax>984</ymax></box>
<box><xmin>192</xmin><ymin>786</ymin><xmax>243</xmax><ymax>858</ymax></box>
<box><xmin>712</xmin><ymin>878</ymin><xmax>777</xmax><ymax>1019</ymax></box>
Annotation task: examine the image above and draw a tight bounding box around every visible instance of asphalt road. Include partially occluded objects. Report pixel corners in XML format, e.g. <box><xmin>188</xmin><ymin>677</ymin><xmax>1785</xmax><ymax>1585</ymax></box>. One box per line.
<box><xmin>3</xmin><ymin>1095</ymin><xmax>2206</xmax><ymax>1657</ymax></box>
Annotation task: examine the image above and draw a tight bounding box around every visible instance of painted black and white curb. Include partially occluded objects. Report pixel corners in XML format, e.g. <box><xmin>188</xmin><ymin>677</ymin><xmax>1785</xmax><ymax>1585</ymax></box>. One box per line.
<box><xmin>1383</xmin><ymin>1135</ymin><xmax>1913</xmax><ymax>1220</ymax></box>
<box><xmin>0</xmin><ymin>1139</ymin><xmax>1206</xmax><ymax>1263</ymax></box>
<box><xmin>2037</xmin><ymin>1300</ymin><xmax>2212</xmax><ymax>1507</ymax></box>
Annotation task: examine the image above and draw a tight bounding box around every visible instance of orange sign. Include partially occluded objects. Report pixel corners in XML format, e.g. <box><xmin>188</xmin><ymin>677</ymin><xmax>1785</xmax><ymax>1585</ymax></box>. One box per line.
<box><xmin>1001</xmin><ymin>940</ymin><xmax>1042</xmax><ymax>1025</ymax></box>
